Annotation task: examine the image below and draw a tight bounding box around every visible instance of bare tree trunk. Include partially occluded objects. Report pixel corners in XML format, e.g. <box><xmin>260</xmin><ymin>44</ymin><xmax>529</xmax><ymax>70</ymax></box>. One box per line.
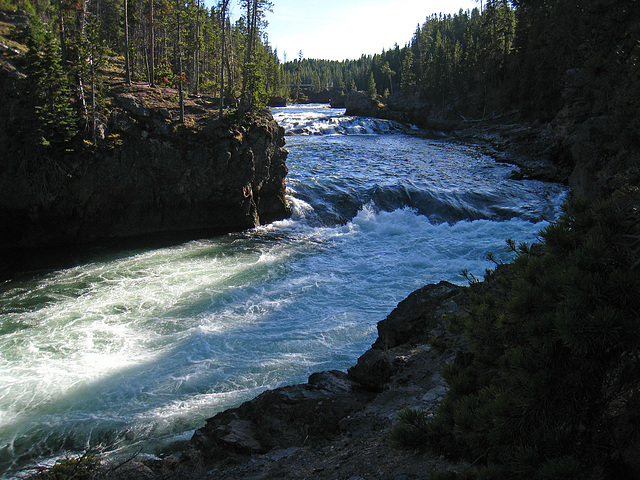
<box><xmin>240</xmin><ymin>0</ymin><xmax>254</xmax><ymax>105</ymax></box>
<box><xmin>57</xmin><ymin>0</ymin><xmax>67</xmax><ymax>64</ymax></box>
<box><xmin>91</xmin><ymin>44</ymin><xmax>97</xmax><ymax>143</ymax></box>
<box><xmin>149</xmin><ymin>0</ymin><xmax>155</xmax><ymax>86</ymax></box>
<box><xmin>176</xmin><ymin>0</ymin><xmax>184</xmax><ymax>123</ymax></box>
<box><xmin>219</xmin><ymin>0</ymin><xmax>230</xmax><ymax>116</ymax></box>
<box><xmin>124</xmin><ymin>0</ymin><xmax>131</xmax><ymax>84</ymax></box>
<box><xmin>76</xmin><ymin>0</ymin><xmax>88</xmax><ymax>120</ymax></box>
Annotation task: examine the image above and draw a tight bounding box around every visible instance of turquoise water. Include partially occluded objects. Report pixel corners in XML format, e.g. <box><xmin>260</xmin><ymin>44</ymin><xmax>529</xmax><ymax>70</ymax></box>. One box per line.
<box><xmin>0</xmin><ymin>105</ymin><xmax>567</xmax><ymax>477</ymax></box>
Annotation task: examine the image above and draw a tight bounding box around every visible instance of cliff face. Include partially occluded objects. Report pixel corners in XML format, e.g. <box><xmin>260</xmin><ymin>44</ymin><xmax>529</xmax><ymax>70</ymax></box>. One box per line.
<box><xmin>0</xmin><ymin>62</ymin><xmax>290</xmax><ymax>251</ymax></box>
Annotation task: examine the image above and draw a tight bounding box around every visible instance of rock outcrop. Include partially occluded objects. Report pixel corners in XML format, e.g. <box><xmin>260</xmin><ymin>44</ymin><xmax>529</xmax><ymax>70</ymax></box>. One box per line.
<box><xmin>192</xmin><ymin>370</ymin><xmax>375</xmax><ymax>456</ymax></box>
<box><xmin>344</xmin><ymin>91</ymin><xmax>462</xmax><ymax>132</ymax></box>
<box><xmin>0</xmin><ymin>53</ymin><xmax>290</xmax><ymax>251</ymax></box>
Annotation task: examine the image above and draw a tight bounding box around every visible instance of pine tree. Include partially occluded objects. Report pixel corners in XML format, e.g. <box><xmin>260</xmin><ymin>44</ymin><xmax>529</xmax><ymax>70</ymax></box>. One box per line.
<box><xmin>26</xmin><ymin>19</ymin><xmax>78</xmax><ymax>146</ymax></box>
<box><xmin>400</xmin><ymin>49</ymin><xmax>416</xmax><ymax>94</ymax></box>
<box><xmin>366</xmin><ymin>71</ymin><xmax>376</xmax><ymax>99</ymax></box>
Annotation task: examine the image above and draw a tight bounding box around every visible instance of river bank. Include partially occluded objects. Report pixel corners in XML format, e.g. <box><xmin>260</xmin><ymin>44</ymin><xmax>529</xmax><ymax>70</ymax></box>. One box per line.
<box><xmin>0</xmin><ymin>43</ymin><xmax>290</xmax><ymax>262</ymax></box>
<box><xmin>19</xmin><ymin>107</ymin><xmax>574</xmax><ymax>480</ymax></box>
<box><xmin>32</xmin><ymin>280</ymin><xmax>474</xmax><ymax>480</ymax></box>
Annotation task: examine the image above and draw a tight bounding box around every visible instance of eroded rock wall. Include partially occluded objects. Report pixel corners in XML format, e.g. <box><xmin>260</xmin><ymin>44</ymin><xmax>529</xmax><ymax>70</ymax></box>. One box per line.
<box><xmin>0</xmin><ymin>75</ymin><xmax>290</xmax><ymax>250</ymax></box>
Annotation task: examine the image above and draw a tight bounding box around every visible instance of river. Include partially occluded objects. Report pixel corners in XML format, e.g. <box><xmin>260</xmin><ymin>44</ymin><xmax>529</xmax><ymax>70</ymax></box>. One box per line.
<box><xmin>0</xmin><ymin>104</ymin><xmax>567</xmax><ymax>478</ymax></box>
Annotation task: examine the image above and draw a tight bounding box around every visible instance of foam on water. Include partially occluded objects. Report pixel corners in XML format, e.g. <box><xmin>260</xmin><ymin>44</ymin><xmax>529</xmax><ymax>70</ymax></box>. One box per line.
<box><xmin>0</xmin><ymin>105</ymin><xmax>567</xmax><ymax>478</ymax></box>
<box><xmin>272</xmin><ymin>103</ymin><xmax>406</xmax><ymax>136</ymax></box>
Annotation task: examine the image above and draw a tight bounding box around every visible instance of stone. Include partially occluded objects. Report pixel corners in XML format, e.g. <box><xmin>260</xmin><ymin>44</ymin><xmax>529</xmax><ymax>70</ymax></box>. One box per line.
<box><xmin>192</xmin><ymin>370</ymin><xmax>373</xmax><ymax>456</ymax></box>
<box><xmin>267</xmin><ymin>96</ymin><xmax>287</xmax><ymax>107</ymax></box>
<box><xmin>157</xmin><ymin>108</ymin><xmax>172</xmax><ymax>119</ymax></box>
<box><xmin>116</xmin><ymin>93</ymin><xmax>150</xmax><ymax>117</ymax></box>
<box><xmin>373</xmin><ymin>281</ymin><xmax>463</xmax><ymax>350</ymax></box>
<box><xmin>217</xmin><ymin>419</ymin><xmax>262</xmax><ymax>453</ymax></box>
<box><xmin>109</xmin><ymin>108</ymin><xmax>135</xmax><ymax>133</ymax></box>
<box><xmin>348</xmin><ymin>349</ymin><xmax>393</xmax><ymax>392</ymax></box>
<box><xmin>344</xmin><ymin>91</ymin><xmax>380</xmax><ymax>118</ymax></box>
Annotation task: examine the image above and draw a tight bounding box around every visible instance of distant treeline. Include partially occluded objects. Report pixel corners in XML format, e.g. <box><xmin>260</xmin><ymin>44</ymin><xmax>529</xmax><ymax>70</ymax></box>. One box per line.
<box><xmin>283</xmin><ymin>0</ymin><xmax>639</xmax><ymax>125</ymax></box>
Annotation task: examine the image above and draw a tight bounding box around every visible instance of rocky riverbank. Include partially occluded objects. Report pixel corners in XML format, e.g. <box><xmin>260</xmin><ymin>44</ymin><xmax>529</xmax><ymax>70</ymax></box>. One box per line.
<box><xmin>343</xmin><ymin>88</ymin><xmax>633</xmax><ymax>202</ymax></box>
<box><xmin>0</xmin><ymin>100</ymin><xmax>289</xmax><ymax>254</ymax></box>
<box><xmin>42</xmin><ymin>281</ymin><xmax>472</xmax><ymax>480</ymax></box>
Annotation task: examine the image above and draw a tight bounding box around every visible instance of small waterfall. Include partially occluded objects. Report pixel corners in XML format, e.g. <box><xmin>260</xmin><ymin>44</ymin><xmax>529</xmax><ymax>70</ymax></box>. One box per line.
<box><xmin>273</xmin><ymin>104</ymin><xmax>407</xmax><ymax>136</ymax></box>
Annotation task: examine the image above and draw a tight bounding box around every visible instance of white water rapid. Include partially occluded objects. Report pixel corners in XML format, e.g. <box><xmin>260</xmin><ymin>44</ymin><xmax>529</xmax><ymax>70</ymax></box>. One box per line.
<box><xmin>0</xmin><ymin>104</ymin><xmax>567</xmax><ymax>478</ymax></box>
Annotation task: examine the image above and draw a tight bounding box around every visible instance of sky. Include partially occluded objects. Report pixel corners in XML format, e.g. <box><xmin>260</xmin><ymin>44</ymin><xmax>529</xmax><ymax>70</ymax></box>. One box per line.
<box><xmin>256</xmin><ymin>0</ymin><xmax>481</xmax><ymax>62</ymax></box>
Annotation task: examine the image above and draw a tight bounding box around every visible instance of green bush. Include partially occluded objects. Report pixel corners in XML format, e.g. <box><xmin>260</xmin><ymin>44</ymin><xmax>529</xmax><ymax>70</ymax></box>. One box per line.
<box><xmin>43</xmin><ymin>453</ymin><xmax>100</xmax><ymax>480</ymax></box>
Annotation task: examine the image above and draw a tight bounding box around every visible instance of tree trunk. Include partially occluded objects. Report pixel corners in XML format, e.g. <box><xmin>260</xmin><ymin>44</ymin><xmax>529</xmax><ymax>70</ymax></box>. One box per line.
<box><xmin>124</xmin><ymin>0</ymin><xmax>131</xmax><ymax>84</ymax></box>
<box><xmin>76</xmin><ymin>0</ymin><xmax>88</xmax><ymax>120</ymax></box>
<box><xmin>219</xmin><ymin>0</ymin><xmax>230</xmax><ymax>117</ymax></box>
<box><xmin>91</xmin><ymin>43</ymin><xmax>97</xmax><ymax>143</ymax></box>
<box><xmin>240</xmin><ymin>0</ymin><xmax>254</xmax><ymax>106</ymax></box>
<box><xmin>57</xmin><ymin>0</ymin><xmax>67</xmax><ymax>64</ymax></box>
<box><xmin>176</xmin><ymin>0</ymin><xmax>184</xmax><ymax>123</ymax></box>
<box><xmin>149</xmin><ymin>0</ymin><xmax>155</xmax><ymax>86</ymax></box>
<box><xmin>193</xmin><ymin>0</ymin><xmax>201</xmax><ymax>95</ymax></box>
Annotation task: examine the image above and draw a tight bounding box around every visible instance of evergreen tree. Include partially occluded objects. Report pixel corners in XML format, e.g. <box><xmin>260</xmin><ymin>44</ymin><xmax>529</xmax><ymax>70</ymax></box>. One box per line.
<box><xmin>76</xmin><ymin>15</ymin><xmax>107</xmax><ymax>142</ymax></box>
<box><xmin>379</xmin><ymin>61</ymin><xmax>395</xmax><ymax>95</ymax></box>
<box><xmin>365</xmin><ymin>71</ymin><xmax>376</xmax><ymax>99</ymax></box>
<box><xmin>26</xmin><ymin>19</ymin><xmax>78</xmax><ymax>146</ymax></box>
<box><xmin>239</xmin><ymin>0</ymin><xmax>272</xmax><ymax>109</ymax></box>
<box><xmin>400</xmin><ymin>48</ymin><xmax>416</xmax><ymax>94</ymax></box>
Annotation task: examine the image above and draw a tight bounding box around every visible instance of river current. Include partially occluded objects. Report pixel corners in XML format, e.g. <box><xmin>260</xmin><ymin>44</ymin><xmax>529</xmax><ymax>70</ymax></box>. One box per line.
<box><xmin>0</xmin><ymin>104</ymin><xmax>567</xmax><ymax>477</ymax></box>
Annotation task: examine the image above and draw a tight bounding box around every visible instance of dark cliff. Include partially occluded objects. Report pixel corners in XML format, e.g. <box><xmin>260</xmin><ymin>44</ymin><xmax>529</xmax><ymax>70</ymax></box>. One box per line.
<box><xmin>0</xmin><ymin>58</ymin><xmax>290</xmax><ymax>252</ymax></box>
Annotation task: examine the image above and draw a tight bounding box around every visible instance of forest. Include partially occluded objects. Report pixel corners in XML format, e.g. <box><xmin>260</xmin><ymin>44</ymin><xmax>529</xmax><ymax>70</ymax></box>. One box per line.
<box><xmin>3</xmin><ymin>0</ymin><xmax>639</xmax><ymax>148</ymax></box>
<box><xmin>285</xmin><ymin>1</ymin><xmax>639</xmax><ymax>129</ymax></box>
<box><xmin>1</xmin><ymin>0</ymin><xmax>287</xmax><ymax>146</ymax></box>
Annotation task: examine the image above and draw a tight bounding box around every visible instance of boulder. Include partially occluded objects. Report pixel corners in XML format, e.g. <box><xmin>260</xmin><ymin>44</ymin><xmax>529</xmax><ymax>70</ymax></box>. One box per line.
<box><xmin>192</xmin><ymin>370</ymin><xmax>374</xmax><ymax>456</ymax></box>
<box><xmin>115</xmin><ymin>93</ymin><xmax>150</xmax><ymax>117</ymax></box>
<box><xmin>373</xmin><ymin>281</ymin><xmax>464</xmax><ymax>350</ymax></box>
<box><xmin>347</xmin><ymin>349</ymin><xmax>393</xmax><ymax>392</ymax></box>
<box><xmin>267</xmin><ymin>96</ymin><xmax>287</xmax><ymax>107</ymax></box>
<box><xmin>344</xmin><ymin>91</ymin><xmax>380</xmax><ymax>117</ymax></box>
<box><xmin>330</xmin><ymin>92</ymin><xmax>345</xmax><ymax>108</ymax></box>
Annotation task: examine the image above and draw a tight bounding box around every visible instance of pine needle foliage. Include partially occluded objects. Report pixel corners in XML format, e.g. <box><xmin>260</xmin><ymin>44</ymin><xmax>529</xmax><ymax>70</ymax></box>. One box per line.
<box><xmin>410</xmin><ymin>197</ymin><xmax>640</xmax><ymax>478</ymax></box>
<box><xmin>24</xmin><ymin>19</ymin><xmax>78</xmax><ymax>147</ymax></box>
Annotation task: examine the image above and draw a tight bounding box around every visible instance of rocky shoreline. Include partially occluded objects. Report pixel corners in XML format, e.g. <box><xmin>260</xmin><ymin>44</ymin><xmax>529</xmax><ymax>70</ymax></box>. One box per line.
<box><xmin>0</xmin><ymin>53</ymin><xmax>290</xmax><ymax>256</ymax></box>
<box><xmin>87</xmin><ymin>281</ymin><xmax>471</xmax><ymax>480</ymax></box>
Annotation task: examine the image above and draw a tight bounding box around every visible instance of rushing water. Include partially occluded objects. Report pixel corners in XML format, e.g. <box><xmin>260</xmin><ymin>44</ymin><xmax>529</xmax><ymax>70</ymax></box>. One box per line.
<box><xmin>0</xmin><ymin>104</ymin><xmax>567</xmax><ymax>478</ymax></box>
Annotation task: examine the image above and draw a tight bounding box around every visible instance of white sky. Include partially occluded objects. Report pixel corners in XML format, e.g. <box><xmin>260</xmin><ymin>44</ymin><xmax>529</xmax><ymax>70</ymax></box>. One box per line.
<box><xmin>219</xmin><ymin>0</ymin><xmax>481</xmax><ymax>62</ymax></box>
